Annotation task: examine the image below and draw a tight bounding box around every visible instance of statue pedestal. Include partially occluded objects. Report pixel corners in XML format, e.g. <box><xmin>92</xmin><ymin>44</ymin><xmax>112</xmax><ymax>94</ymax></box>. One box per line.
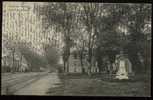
<box><xmin>115</xmin><ymin>74</ymin><xmax>129</xmax><ymax>80</ymax></box>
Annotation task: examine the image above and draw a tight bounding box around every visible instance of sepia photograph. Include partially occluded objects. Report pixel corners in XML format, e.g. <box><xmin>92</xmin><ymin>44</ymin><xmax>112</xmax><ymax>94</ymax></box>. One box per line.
<box><xmin>1</xmin><ymin>2</ymin><xmax>151</xmax><ymax>96</ymax></box>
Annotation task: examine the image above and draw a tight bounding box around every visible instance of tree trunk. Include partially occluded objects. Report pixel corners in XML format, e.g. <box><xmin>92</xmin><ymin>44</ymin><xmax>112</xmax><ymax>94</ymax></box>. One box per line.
<box><xmin>88</xmin><ymin>39</ymin><xmax>92</xmax><ymax>75</ymax></box>
<box><xmin>67</xmin><ymin>60</ymin><xmax>69</xmax><ymax>72</ymax></box>
<box><xmin>80</xmin><ymin>54</ymin><xmax>85</xmax><ymax>74</ymax></box>
<box><xmin>80</xmin><ymin>41</ymin><xmax>85</xmax><ymax>73</ymax></box>
<box><xmin>63</xmin><ymin>60</ymin><xmax>66</xmax><ymax>72</ymax></box>
<box><xmin>12</xmin><ymin>48</ymin><xmax>15</xmax><ymax>73</ymax></box>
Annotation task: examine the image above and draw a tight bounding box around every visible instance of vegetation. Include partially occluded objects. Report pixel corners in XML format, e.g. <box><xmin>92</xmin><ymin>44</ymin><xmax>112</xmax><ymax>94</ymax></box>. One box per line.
<box><xmin>18</xmin><ymin>42</ymin><xmax>47</xmax><ymax>71</ymax></box>
<box><xmin>35</xmin><ymin>3</ymin><xmax>151</xmax><ymax>74</ymax></box>
<box><xmin>2</xmin><ymin>3</ymin><xmax>151</xmax><ymax>73</ymax></box>
<box><xmin>43</xmin><ymin>44</ymin><xmax>60</xmax><ymax>67</ymax></box>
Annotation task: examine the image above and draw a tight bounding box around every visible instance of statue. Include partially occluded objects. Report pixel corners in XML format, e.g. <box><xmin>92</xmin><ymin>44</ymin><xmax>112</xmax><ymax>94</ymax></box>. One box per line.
<box><xmin>115</xmin><ymin>51</ymin><xmax>133</xmax><ymax>80</ymax></box>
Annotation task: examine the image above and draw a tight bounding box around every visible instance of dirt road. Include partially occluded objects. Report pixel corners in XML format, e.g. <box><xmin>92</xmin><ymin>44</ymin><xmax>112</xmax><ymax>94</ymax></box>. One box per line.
<box><xmin>14</xmin><ymin>72</ymin><xmax>61</xmax><ymax>95</ymax></box>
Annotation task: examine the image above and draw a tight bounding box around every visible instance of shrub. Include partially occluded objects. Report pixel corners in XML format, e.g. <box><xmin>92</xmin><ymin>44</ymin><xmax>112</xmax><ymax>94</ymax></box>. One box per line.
<box><xmin>44</xmin><ymin>46</ymin><xmax>60</xmax><ymax>67</ymax></box>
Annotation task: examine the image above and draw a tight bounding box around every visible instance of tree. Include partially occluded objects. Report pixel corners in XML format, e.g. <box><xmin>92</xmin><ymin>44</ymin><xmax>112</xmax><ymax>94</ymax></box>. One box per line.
<box><xmin>82</xmin><ymin>4</ymin><xmax>122</xmax><ymax>72</ymax></box>
<box><xmin>35</xmin><ymin>3</ymin><xmax>78</xmax><ymax>73</ymax></box>
<box><xmin>34</xmin><ymin>3</ymin><xmax>151</xmax><ymax>74</ymax></box>
<box><xmin>43</xmin><ymin>44</ymin><xmax>60</xmax><ymax>69</ymax></box>
<box><xmin>72</xmin><ymin>26</ymin><xmax>89</xmax><ymax>73</ymax></box>
<box><xmin>92</xmin><ymin>4</ymin><xmax>151</xmax><ymax>74</ymax></box>
<box><xmin>124</xmin><ymin>4</ymin><xmax>152</xmax><ymax>73</ymax></box>
<box><xmin>18</xmin><ymin>42</ymin><xmax>47</xmax><ymax>72</ymax></box>
<box><xmin>78</xmin><ymin>3</ymin><xmax>102</xmax><ymax>75</ymax></box>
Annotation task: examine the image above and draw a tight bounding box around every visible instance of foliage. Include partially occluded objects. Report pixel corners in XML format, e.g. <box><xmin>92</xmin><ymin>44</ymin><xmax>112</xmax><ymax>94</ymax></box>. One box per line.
<box><xmin>35</xmin><ymin>3</ymin><xmax>151</xmax><ymax>73</ymax></box>
<box><xmin>43</xmin><ymin>44</ymin><xmax>60</xmax><ymax>67</ymax></box>
<box><xmin>18</xmin><ymin>42</ymin><xmax>47</xmax><ymax>71</ymax></box>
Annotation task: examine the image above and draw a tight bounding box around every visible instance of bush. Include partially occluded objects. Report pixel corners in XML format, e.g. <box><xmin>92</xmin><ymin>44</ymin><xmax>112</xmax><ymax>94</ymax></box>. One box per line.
<box><xmin>18</xmin><ymin>43</ymin><xmax>48</xmax><ymax>71</ymax></box>
<box><xmin>56</xmin><ymin>64</ymin><xmax>64</xmax><ymax>73</ymax></box>
<box><xmin>44</xmin><ymin>46</ymin><xmax>60</xmax><ymax>67</ymax></box>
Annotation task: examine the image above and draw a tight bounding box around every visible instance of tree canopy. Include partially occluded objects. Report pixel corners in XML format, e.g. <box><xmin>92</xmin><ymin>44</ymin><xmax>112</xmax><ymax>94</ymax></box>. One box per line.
<box><xmin>35</xmin><ymin>3</ymin><xmax>151</xmax><ymax>73</ymax></box>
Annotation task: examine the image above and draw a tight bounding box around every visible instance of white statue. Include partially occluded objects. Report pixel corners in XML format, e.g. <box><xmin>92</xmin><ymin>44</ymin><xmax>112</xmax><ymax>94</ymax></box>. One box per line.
<box><xmin>115</xmin><ymin>52</ymin><xmax>132</xmax><ymax>80</ymax></box>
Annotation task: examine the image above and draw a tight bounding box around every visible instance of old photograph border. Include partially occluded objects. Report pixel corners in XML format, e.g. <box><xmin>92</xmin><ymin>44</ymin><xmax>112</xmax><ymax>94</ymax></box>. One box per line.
<box><xmin>0</xmin><ymin>0</ymin><xmax>152</xmax><ymax>98</ymax></box>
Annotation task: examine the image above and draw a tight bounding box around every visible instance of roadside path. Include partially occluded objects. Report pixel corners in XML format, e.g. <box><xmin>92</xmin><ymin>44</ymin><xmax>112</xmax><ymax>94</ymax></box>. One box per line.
<box><xmin>14</xmin><ymin>72</ymin><xmax>61</xmax><ymax>95</ymax></box>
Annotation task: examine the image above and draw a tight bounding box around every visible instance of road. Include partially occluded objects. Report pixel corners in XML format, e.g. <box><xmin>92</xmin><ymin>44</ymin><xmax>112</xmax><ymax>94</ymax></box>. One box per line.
<box><xmin>1</xmin><ymin>72</ymin><xmax>49</xmax><ymax>95</ymax></box>
<box><xmin>14</xmin><ymin>72</ymin><xmax>61</xmax><ymax>95</ymax></box>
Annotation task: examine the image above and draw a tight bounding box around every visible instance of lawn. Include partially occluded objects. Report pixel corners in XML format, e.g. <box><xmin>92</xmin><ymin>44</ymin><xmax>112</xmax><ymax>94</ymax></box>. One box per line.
<box><xmin>47</xmin><ymin>72</ymin><xmax>151</xmax><ymax>96</ymax></box>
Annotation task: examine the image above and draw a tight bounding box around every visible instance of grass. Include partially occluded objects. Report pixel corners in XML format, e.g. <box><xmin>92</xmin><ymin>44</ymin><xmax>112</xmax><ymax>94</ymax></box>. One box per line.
<box><xmin>47</xmin><ymin>72</ymin><xmax>151</xmax><ymax>96</ymax></box>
